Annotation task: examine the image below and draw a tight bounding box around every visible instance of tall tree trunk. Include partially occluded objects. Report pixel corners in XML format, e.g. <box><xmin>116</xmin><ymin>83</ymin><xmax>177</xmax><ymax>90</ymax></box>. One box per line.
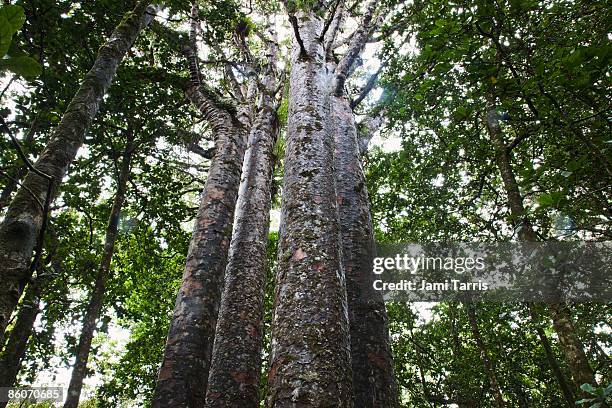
<box><xmin>204</xmin><ymin>28</ymin><xmax>280</xmax><ymax>407</ymax></box>
<box><xmin>205</xmin><ymin>51</ymin><xmax>280</xmax><ymax>407</ymax></box>
<box><xmin>0</xmin><ymin>225</ymin><xmax>57</xmax><ymax>399</ymax></box>
<box><xmin>266</xmin><ymin>9</ymin><xmax>353</xmax><ymax>407</ymax></box>
<box><xmin>0</xmin><ymin>273</ymin><xmax>47</xmax><ymax>408</ymax></box>
<box><xmin>63</xmin><ymin>133</ymin><xmax>135</xmax><ymax>408</ymax></box>
<box><xmin>152</xmin><ymin>5</ymin><xmax>251</xmax><ymax>402</ymax></box>
<box><xmin>331</xmin><ymin>93</ymin><xmax>398</xmax><ymax>407</ymax></box>
<box><xmin>0</xmin><ymin>1</ymin><xmax>156</xmax><ymax>343</ymax></box>
<box><xmin>527</xmin><ymin>304</ymin><xmax>576</xmax><ymax>406</ymax></box>
<box><xmin>152</xmin><ymin>96</ymin><xmax>249</xmax><ymax>407</ymax></box>
<box><xmin>465</xmin><ymin>303</ymin><xmax>506</xmax><ymax>408</ymax></box>
<box><xmin>548</xmin><ymin>303</ymin><xmax>597</xmax><ymax>391</ymax></box>
<box><xmin>485</xmin><ymin>108</ymin><xmax>596</xmax><ymax>394</ymax></box>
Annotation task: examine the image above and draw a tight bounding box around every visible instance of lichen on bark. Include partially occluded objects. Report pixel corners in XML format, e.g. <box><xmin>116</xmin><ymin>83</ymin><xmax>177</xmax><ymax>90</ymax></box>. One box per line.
<box><xmin>331</xmin><ymin>94</ymin><xmax>399</xmax><ymax>407</ymax></box>
<box><xmin>266</xmin><ymin>9</ymin><xmax>353</xmax><ymax>407</ymax></box>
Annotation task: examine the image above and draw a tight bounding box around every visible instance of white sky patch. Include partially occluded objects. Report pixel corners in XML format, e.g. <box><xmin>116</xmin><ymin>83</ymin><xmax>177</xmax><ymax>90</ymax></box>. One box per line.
<box><xmin>269</xmin><ymin>208</ymin><xmax>281</xmax><ymax>233</ymax></box>
<box><xmin>371</xmin><ymin>133</ymin><xmax>402</xmax><ymax>153</ymax></box>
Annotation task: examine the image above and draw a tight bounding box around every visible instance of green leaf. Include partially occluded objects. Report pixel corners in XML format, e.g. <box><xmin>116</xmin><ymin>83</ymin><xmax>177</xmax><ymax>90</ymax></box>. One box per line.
<box><xmin>538</xmin><ymin>194</ymin><xmax>554</xmax><ymax>208</ymax></box>
<box><xmin>0</xmin><ymin>14</ymin><xmax>13</xmax><ymax>57</ymax></box>
<box><xmin>0</xmin><ymin>55</ymin><xmax>42</xmax><ymax>79</ymax></box>
<box><xmin>581</xmin><ymin>383</ymin><xmax>596</xmax><ymax>394</ymax></box>
<box><xmin>0</xmin><ymin>5</ymin><xmax>25</xmax><ymax>32</ymax></box>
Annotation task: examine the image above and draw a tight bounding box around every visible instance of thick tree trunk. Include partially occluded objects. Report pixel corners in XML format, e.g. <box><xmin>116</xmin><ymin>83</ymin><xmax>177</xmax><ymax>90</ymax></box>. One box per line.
<box><xmin>331</xmin><ymin>94</ymin><xmax>398</xmax><ymax>407</ymax></box>
<box><xmin>0</xmin><ymin>1</ymin><xmax>156</xmax><ymax>343</ymax></box>
<box><xmin>0</xmin><ymin>228</ymin><xmax>57</xmax><ymax>400</ymax></box>
<box><xmin>204</xmin><ymin>32</ymin><xmax>280</xmax><ymax>408</ymax></box>
<box><xmin>205</xmin><ymin>87</ymin><xmax>279</xmax><ymax>408</ymax></box>
<box><xmin>528</xmin><ymin>304</ymin><xmax>576</xmax><ymax>406</ymax></box>
<box><xmin>152</xmin><ymin>6</ymin><xmax>251</xmax><ymax>402</ymax></box>
<box><xmin>63</xmin><ymin>135</ymin><xmax>135</xmax><ymax>408</ymax></box>
<box><xmin>485</xmin><ymin>109</ymin><xmax>596</xmax><ymax>394</ymax></box>
<box><xmin>0</xmin><ymin>274</ymin><xmax>46</xmax><ymax>408</ymax></box>
<box><xmin>548</xmin><ymin>302</ymin><xmax>596</xmax><ymax>391</ymax></box>
<box><xmin>152</xmin><ymin>96</ymin><xmax>248</xmax><ymax>407</ymax></box>
<box><xmin>465</xmin><ymin>303</ymin><xmax>506</xmax><ymax>408</ymax></box>
<box><xmin>266</xmin><ymin>10</ymin><xmax>353</xmax><ymax>407</ymax></box>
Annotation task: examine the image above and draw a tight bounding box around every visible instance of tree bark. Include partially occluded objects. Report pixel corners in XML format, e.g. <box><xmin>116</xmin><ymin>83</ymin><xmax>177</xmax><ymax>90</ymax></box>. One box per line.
<box><xmin>63</xmin><ymin>133</ymin><xmax>135</xmax><ymax>408</ymax></box>
<box><xmin>0</xmin><ymin>1</ymin><xmax>157</xmax><ymax>343</ymax></box>
<box><xmin>266</xmin><ymin>9</ymin><xmax>353</xmax><ymax>407</ymax></box>
<box><xmin>331</xmin><ymin>93</ymin><xmax>398</xmax><ymax>407</ymax></box>
<box><xmin>548</xmin><ymin>302</ymin><xmax>597</xmax><ymax>391</ymax></box>
<box><xmin>152</xmin><ymin>7</ymin><xmax>252</xmax><ymax>403</ymax></box>
<box><xmin>152</xmin><ymin>93</ymin><xmax>249</xmax><ymax>407</ymax></box>
<box><xmin>527</xmin><ymin>304</ymin><xmax>576</xmax><ymax>407</ymax></box>
<box><xmin>205</xmin><ymin>57</ymin><xmax>280</xmax><ymax>407</ymax></box>
<box><xmin>485</xmin><ymin>108</ymin><xmax>597</xmax><ymax>394</ymax></box>
<box><xmin>465</xmin><ymin>303</ymin><xmax>506</xmax><ymax>408</ymax></box>
<box><xmin>0</xmin><ymin>274</ymin><xmax>46</xmax><ymax>408</ymax></box>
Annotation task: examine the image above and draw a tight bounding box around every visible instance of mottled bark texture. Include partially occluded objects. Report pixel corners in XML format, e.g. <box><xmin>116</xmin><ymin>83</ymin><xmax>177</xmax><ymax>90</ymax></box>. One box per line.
<box><xmin>63</xmin><ymin>136</ymin><xmax>135</xmax><ymax>408</ymax></box>
<box><xmin>152</xmin><ymin>7</ymin><xmax>252</xmax><ymax>403</ymax></box>
<box><xmin>206</xmin><ymin>72</ymin><xmax>280</xmax><ymax>408</ymax></box>
<box><xmin>152</xmin><ymin>96</ymin><xmax>248</xmax><ymax>408</ymax></box>
<box><xmin>0</xmin><ymin>1</ymin><xmax>156</xmax><ymax>342</ymax></box>
<box><xmin>266</xmin><ymin>10</ymin><xmax>353</xmax><ymax>407</ymax></box>
<box><xmin>333</xmin><ymin>0</ymin><xmax>378</xmax><ymax>96</ymax></box>
<box><xmin>485</xmin><ymin>109</ymin><xmax>596</xmax><ymax>394</ymax></box>
<box><xmin>466</xmin><ymin>303</ymin><xmax>506</xmax><ymax>408</ymax></box>
<box><xmin>0</xmin><ymin>274</ymin><xmax>46</xmax><ymax>408</ymax></box>
<box><xmin>204</xmin><ymin>28</ymin><xmax>280</xmax><ymax>407</ymax></box>
<box><xmin>331</xmin><ymin>94</ymin><xmax>398</xmax><ymax>407</ymax></box>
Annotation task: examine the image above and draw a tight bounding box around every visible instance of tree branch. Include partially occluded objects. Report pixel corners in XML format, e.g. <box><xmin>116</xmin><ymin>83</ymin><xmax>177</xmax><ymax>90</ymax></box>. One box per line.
<box><xmin>288</xmin><ymin>15</ymin><xmax>308</xmax><ymax>58</ymax></box>
<box><xmin>351</xmin><ymin>65</ymin><xmax>382</xmax><ymax>109</ymax></box>
<box><xmin>211</xmin><ymin>45</ymin><xmax>246</xmax><ymax>102</ymax></box>
<box><xmin>319</xmin><ymin>0</ymin><xmax>342</xmax><ymax>42</ymax></box>
<box><xmin>188</xmin><ymin>1</ymin><xmax>201</xmax><ymax>86</ymax></box>
<box><xmin>333</xmin><ymin>0</ymin><xmax>379</xmax><ymax>96</ymax></box>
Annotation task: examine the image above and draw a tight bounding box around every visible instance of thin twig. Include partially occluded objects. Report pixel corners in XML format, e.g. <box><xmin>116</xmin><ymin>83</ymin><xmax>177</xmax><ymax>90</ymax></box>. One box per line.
<box><xmin>0</xmin><ymin>76</ymin><xmax>16</xmax><ymax>102</ymax></box>
<box><xmin>2</xmin><ymin>121</ymin><xmax>52</xmax><ymax>182</ymax></box>
<box><xmin>0</xmin><ymin>170</ymin><xmax>44</xmax><ymax>210</ymax></box>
